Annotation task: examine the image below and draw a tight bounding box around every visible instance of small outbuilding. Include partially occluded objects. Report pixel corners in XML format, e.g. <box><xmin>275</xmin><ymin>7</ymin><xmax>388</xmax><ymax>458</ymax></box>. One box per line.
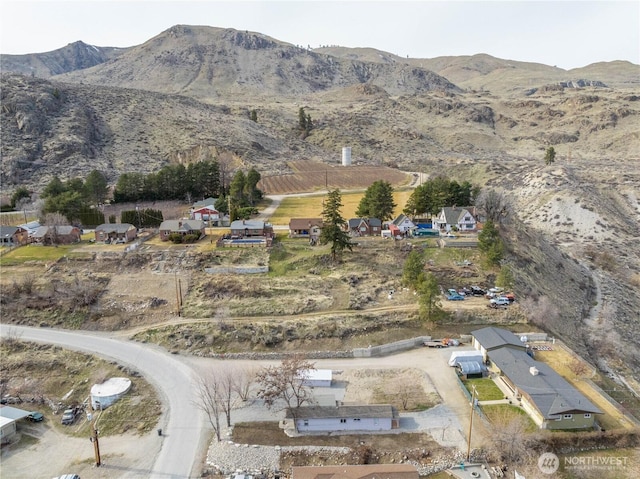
<box><xmin>91</xmin><ymin>377</ymin><xmax>132</xmax><ymax>410</ymax></box>
<box><xmin>0</xmin><ymin>406</ymin><xmax>30</xmax><ymax>444</ymax></box>
<box><xmin>299</xmin><ymin>369</ymin><xmax>332</xmax><ymax>387</ymax></box>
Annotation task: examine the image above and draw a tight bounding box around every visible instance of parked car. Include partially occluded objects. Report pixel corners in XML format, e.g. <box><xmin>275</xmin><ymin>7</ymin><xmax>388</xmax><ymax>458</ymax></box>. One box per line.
<box><xmin>490</xmin><ymin>296</ymin><xmax>511</xmax><ymax>307</ymax></box>
<box><xmin>52</xmin><ymin>475</ymin><xmax>80</xmax><ymax>479</ymax></box>
<box><xmin>26</xmin><ymin>412</ymin><xmax>44</xmax><ymax>422</ymax></box>
<box><xmin>447</xmin><ymin>292</ymin><xmax>465</xmax><ymax>301</ymax></box>
<box><xmin>61</xmin><ymin>408</ymin><xmax>77</xmax><ymax>425</ymax></box>
<box><xmin>470</xmin><ymin>286</ymin><xmax>486</xmax><ymax>296</ymax></box>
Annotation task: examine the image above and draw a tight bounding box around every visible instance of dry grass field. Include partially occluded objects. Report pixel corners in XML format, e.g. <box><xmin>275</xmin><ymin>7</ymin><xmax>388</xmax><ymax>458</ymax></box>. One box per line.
<box><xmin>534</xmin><ymin>344</ymin><xmax>636</xmax><ymax>431</ymax></box>
<box><xmin>267</xmin><ymin>189</ymin><xmax>414</xmax><ymax>226</ymax></box>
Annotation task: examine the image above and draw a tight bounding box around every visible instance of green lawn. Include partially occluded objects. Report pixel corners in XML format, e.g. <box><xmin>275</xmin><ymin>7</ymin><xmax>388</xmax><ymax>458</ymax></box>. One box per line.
<box><xmin>482</xmin><ymin>404</ymin><xmax>538</xmax><ymax>432</ymax></box>
<box><xmin>463</xmin><ymin>378</ymin><xmax>505</xmax><ymax>401</ymax></box>
<box><xmin>0</xmin><ymin>244</ymin><xmax>78</xmax><ymax>265</ymax></box>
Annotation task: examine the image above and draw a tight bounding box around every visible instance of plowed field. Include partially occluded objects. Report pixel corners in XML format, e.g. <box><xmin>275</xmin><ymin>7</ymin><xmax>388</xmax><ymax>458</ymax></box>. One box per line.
<box><xmin>258</xmin><ymin>160</ymin><xmax>411</xmax><ymax>194</ymax></box>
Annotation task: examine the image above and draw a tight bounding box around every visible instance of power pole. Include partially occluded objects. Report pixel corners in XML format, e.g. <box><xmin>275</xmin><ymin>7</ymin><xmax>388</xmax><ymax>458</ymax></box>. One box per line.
<box><xmin>466</xmin><ymin>385</ymin><xmax>477</xmax><ymax>462</ymax></box>
<box><xmin>175</xmin><ymin>272</ymin><xmax>181</xmax><ymax>317</ymax></box>
<box><xmin>90</xmin><ymin>418</ymin><xmax>101</xmax><ymax>466</ymax></box>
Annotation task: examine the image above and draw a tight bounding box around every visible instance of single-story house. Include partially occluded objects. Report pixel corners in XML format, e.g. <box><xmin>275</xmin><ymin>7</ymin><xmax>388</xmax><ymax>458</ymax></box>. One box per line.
<box><xmin>230</xmin><ymin>219</ymin><xmax>273</xmax><ymax>238</ymax></box>
<box><xmin>191</xmin><ymin>206</ymin><xmax>220</xmax><ymax>225</ymax></box>
<box><xmin>391</xmin><ymin>214</ymin><xmax>416</xmax><ymax>233</ymax></box>
<box><xmin>488</xmin><ymin>347</ymin><xmax>602</xmax><ymax>429</ymax></box>
<box><xmin>433</xmin><ymin>206</ymin><xmax>477</xmax><ymax>232</ymax></box>
<box><xmin>158</xmin><ymin>219</ymin><xmax>206</xmax><ymax>241</ymax></box>
<box><xmin>471</xmin><ymin>326</ymin><xmax>528</xmax><ymax>361</ymax></box>
<box><xmin>0</xmin><ymin>406</ymin><xmax>31</xmax><ymax>444</ymax></box>
<box><xmin>285</xmin><ymin>404</ymin><xmax>398</xmax><ymax>433</ymax></box>
<box><xmin>346</xmin><ymin>218</ymin><xmax>382</xmax><ymax>236</ymax></box>
<box><xmin>95</xmin><ymin>223</ymin><xmax>137</xmax><ymax>243</ymax></box>
<box><xmin>289</xmin><ymin>218</ymin><xmax>323</xmax><ymax>239</ymax></box>
<box><xmin>192</xmin><ymin>197</ymin><xmax>218</xmax><ymax>210</ymax></box>
<box><xmin>292</xmin><ymin>464</ymin><xmax>419</xmax><ymax>479</ymax></box>
<box><xmin>32</xmin><ymin>225</ymin><xmax>81</xmax><ymax>245</ymax></box>
<box><xmin>298</xmin><ymin>369</ymin><xmax>332</xmax><ymax>387</ymax></box>
<box><xmin>0</xmin><ymin>226</ymin><xmax>28</xmax><ymax>246</ymax></box>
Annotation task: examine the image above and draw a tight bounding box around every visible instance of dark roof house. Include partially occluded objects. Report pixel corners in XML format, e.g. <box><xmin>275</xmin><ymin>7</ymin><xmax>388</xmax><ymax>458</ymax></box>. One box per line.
<box><xmin>158</xmin><ymin>220</ymin><xmax>205</xmax><ymax>241</ymax></box>
<box><xmin>489</xmin><ymin>347</ymin><xmax>602</xmax><ymax>429</ymax></box>
<box><xmin>471</xmin><ymin>326</ymin><xmax>527</xmax><ymax>359</ymax></box>
<box><xmin>0</xmin><ymin>226</ymin><xmax>28</xmax><ymax>246</ymax></box>
<box><xmin>289</xmin><ymin>218</ymin><xmax>323</xmax><ymax>238</ymax></box>
<box><xmin>346</xmin><ymin>218</ymin><xmax>382</xmax><ymax>236</ymax></box>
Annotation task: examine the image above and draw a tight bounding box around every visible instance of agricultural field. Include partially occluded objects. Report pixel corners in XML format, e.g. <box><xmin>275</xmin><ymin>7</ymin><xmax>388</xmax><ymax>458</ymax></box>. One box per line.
<box><xmin>258</xmin><ymin>160</ymin><xmax>412</xmax><ymax>194</ymax></box>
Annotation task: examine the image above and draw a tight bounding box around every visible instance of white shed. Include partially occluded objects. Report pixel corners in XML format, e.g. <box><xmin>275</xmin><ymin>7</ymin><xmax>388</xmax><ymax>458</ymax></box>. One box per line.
<box><xmin>91</xmin><ymin>377</ymin><xmax>132</xmax><ymax>410</ymax></box>
<box><xmin>300</xmin><ymin>369</ymin><xmax>332</xmax><ymax>387</ymax></box>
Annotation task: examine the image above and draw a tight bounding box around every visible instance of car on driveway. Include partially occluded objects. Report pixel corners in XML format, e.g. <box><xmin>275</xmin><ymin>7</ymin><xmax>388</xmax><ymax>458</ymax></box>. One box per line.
<box><xmin>490</xmin><ymin>296</ymin><xmax>511</xmax><ymax>307</ymax></box>
<box><xmin>26</xmin><ymin>412</ymin><xmax>44</xmax><ymax>422</ymax></box>
<box><xmin>61</xmin><ymin>408</ymin><xmax>77</xmax><ymax>425</ymax></box>
<box><xmin>447</xmin><ymin>292</ymin><xmax>465</xmax><ymax>301</ymax></box>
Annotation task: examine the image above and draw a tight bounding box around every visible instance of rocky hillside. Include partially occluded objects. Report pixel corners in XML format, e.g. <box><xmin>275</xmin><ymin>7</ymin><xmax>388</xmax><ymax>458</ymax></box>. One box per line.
<box><xmin>0</xmin><ymin>40</ymin><xmax>124</xmax><ymax>78</ymax></box>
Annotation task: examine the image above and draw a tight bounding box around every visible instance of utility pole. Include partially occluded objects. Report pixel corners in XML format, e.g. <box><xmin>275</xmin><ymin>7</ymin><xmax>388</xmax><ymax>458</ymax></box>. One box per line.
<box><xmin>175</xmin><ymin>272</ymin><xmax>181</xmax><ymax>317</ymax></box>
<box><xmin>90</xmin><ymin>417</ymin><xmax>101</xmax><ymax>466</ymax></box>
<box><xmin>466</xmin><ymin>385</ymin><xmax>477</xmax><ymax>462</ymax></box>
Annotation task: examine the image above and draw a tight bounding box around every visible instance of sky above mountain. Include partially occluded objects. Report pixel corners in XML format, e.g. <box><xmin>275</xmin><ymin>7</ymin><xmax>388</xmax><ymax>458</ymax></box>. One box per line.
<box><xmin>1</xmin><ymin>0</ymin><xmax>638</xmax><ymax>70</ymax></box>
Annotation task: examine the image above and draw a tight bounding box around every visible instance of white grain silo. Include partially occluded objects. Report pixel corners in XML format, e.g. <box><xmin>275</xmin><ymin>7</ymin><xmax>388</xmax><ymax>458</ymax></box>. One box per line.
<box><xmin>341</xmin><ymin>147</ymin><xmax>352</xmax><ymax>166</ymax></box>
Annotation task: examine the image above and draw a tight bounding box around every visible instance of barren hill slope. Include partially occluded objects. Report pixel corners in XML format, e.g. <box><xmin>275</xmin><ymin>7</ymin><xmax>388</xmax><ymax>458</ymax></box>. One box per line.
<box><xmin>54</xmin><ymin>25</ymin><xmax>459</xmax><ymax>100</ymax></box>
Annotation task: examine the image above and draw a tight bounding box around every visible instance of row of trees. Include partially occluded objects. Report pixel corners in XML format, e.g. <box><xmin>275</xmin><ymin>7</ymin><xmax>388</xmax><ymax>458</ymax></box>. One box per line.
<box><xmin>114</xmin><ymin>160</ymin><xmax>223</xmax><ymax>203</ymax></box>
<box><xmin>404</xmin><ymin>177</ymin><xmax>479</xmax><ymax>217</ymax></box>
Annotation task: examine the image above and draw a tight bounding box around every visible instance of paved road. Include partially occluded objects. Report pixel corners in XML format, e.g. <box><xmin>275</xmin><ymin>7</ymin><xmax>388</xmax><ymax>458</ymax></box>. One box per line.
<box><xmin>0</xmin><ymin>325</ymin><xmax>205</xmax><ymax>479</ymax></box>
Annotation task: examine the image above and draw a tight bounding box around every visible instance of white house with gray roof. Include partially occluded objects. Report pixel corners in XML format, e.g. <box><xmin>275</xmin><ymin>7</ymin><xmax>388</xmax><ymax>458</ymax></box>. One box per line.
<box><xmin>433</xmin><ymin>206</ymin><xmax>477</xmax><ymax>232</ymax></box>
<box><xmin>285</xmin><ymin>404</ymin><xmax>398</xmax><ymax>433</ymax></box>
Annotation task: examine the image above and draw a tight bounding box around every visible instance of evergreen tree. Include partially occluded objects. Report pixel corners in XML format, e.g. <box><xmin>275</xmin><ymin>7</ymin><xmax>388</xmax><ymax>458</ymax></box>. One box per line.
<box><xmin>250</xmin><ymin>109</ymin><xmax>258</xmax><ymax>122</ymax></box>
<box><xmin>84</xmin><ymin>170</ymin><xmax>108</xmax><ymax>205</ymax></box>
<box><xmin>478</xmin><ymin>220</ymin><xmax>504</xmax><ymax>266</ymax></box>
<box><xmin>229</xmin><ymin>171</ymin><xmax>247</xmax><ymax>206</ymax></box>
<box><xmin>10</xmin><ymin>187</ymin><xmax>30</xmax><ymax>209</ymax></box>
<box><xmin>42</xmin><ymin>176</ymin><xmax>65</xmax><ymax>198</ymax></box>
<box><xmin>319</xmin><ymin>189</ymin><xmax>353</xmax><ymax>261</ymax></box>
<box><xmin>545</xmin><ymin>146</ymin><xmax>556</xmax><ymax>165</ymax></box>
<box><xmin>417</xmin><ymin>272</ymin><xmax>442</xmax><ymax>321</ymax></box>
<box><xmin>402</xmin><ymin>249</ymin><xmax>425</xmax><ymax>287</ymax></box>
<box><xmin>356</xmin><ymin>180</ymin><xmax>396</xmax><ymax>221</ymax></box>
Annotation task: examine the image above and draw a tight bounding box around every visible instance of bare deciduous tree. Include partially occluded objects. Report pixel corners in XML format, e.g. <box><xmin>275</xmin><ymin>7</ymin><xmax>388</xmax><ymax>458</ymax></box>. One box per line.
<box><xmin>194</xmin><ymin>369</ymin><xmax>225</xmax><ymax>442</ymax></box>
<box><xmin>232</xmin><ymin>364</ymin><xmax>258</xmax><ymax>402</ymax></box>
<box><xmin>487</xmin><ymin>412</ymin><xmax>540</xmax><ymax>464</ymax></box>
<box><xmin>520</xmin><ymin>295</ymin><xmax>559</xmax><ymax>329</ymax></box>
<box><xmin>256</xmin><ymin>355</ymin><xmax>316</xmax><ymax>423</ymax></box>
<box><xmin>476</xmin><ymin>189</ymin><xmax>512</xmax><ymax>225</ymax></box>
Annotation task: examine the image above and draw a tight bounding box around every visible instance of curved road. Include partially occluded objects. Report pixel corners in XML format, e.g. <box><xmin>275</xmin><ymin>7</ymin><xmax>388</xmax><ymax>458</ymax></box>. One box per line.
<box><xmin>0</xmin><ymin>325</ymin><xmax>205</xmax><ymax>479</ymax></box>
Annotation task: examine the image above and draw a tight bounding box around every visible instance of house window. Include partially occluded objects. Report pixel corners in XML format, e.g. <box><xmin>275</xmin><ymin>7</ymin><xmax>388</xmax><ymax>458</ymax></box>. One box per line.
<box><xmin>464</xmin><ymin>216</ymin><xmax>471</xmax><ymax>221</ymax></box>
<box><xmin>353</xmin><ymin>418</ymin><xmax>361</xmax><ymax>422</ymax></box>
<box><xmin>563</xmin><ymin>414</ymin><xmax>573</xmax><ymax>419</ymax></box>
<box><xmin>584</xmin><ymin>413</ymin><xmax>591</xmax><ymax>419</ymax></box>
<box><xmin>303</xmin><ymin>420</ymin><xmax>309</xmax><ymax>426</ymax></box>
<box><xmin>340</xmin><ymin>418</ymin><xmax>347</xmax><ymax>423</ymax></box>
